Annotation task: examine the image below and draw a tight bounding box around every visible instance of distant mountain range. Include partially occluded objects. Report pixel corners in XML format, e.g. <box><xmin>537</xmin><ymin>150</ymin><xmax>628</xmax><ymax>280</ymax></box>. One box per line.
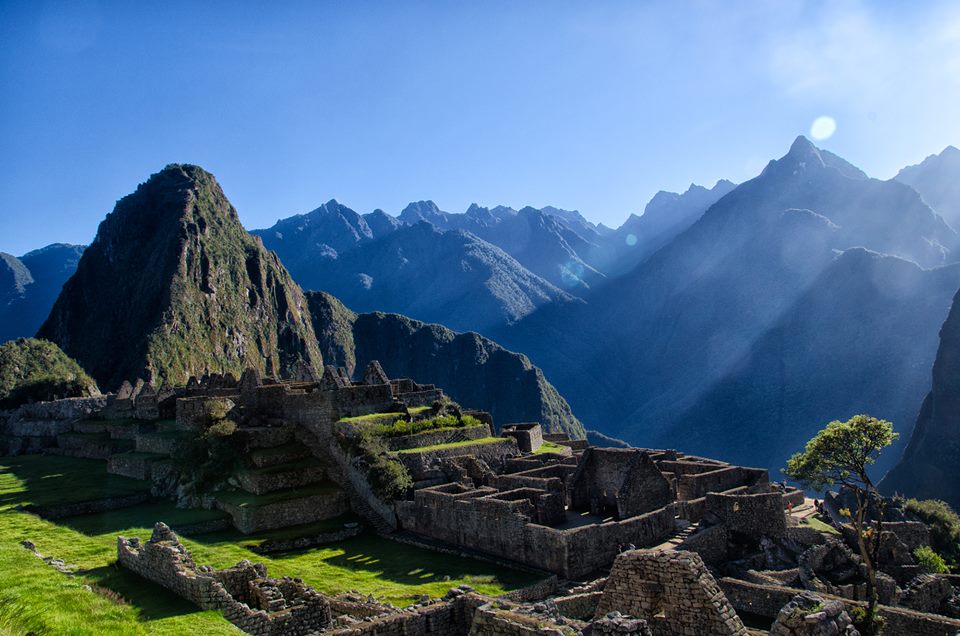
<box><xmin>1</xmin><ymin>244</ymin><xmax>84</xmax><ymax>342</ymax></box>
<box><xmin>4</xmin><ymin>137</ymin><xmax>960</xmax><ymax>488</ymax></box>
<box><xmin>492</xmin><ymin>137</ymin><xmax>960</xmax><ymax>476</ymax></box>
<box><xmin>25</xmin><ymin>165</ymin><xmax>584</xmax><ymax>438</ymax></box>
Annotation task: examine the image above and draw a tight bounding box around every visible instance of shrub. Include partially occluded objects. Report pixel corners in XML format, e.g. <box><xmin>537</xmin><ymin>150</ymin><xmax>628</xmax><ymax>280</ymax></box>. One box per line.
<box><xmin>368</xmin><ymin>414</ymin><xmax>482</xmax><ymax>438</ymax></box>
<box><xmin>366</xmin><ymin>455</ymin><xmax>413</xmax><ymax>501</ymax></box>
<box><xmin>904</xmin><ymin>498</ymin><xmax>960</xmax><ymax>565</ymax></box>
<box><xmin>349</xmin><ymin>428</ymin><xmax>412</xmax><ymax>501</ymax></box>
<box><xmin>914</xmin><ymin>545</ymin><xmax>949</xmax><ymax>574</ymax></box>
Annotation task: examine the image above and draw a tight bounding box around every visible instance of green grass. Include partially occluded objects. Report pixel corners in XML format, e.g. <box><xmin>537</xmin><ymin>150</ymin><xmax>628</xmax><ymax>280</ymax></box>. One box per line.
<box><xmin>337</xmin><ymin>412</ymin><xmax>403</xmax><ymax>425</ymax></box>
<box><xmin>229</xmin><ymin>513</ymin><xmax>361</xmax><ymax>549</ymax></box>
<box><xmin>0</xmin><ymin>455</ymin><xmax>150</xmax><ymax>510</ymax></box>
<box><xmin>533</xmin><ymin>441</ymin><xmax>566</xmax><ymax>454</ymax></box>
<box><xmin>395</xmin><ymin>437</ymin><xmax>505</xmax><ymax>454</ymax></box>
<box><xmin>801</xmin><ymin>515</ymin><xmax>840</xmax><ymax>535</ymax></box>
<box><xmin>0</xmin><ymin>454</ymin><xmax>543</xmax><ymax>634</ymax></box>
<box><xmin>214</xmin><ymin>482</ymin><xmax>341</xmax><ymax>509</ymax></box>
<box><xmin>61</xmin><ymin>502</ymin><xmax>229</xmax><ymax>537</ymax></box>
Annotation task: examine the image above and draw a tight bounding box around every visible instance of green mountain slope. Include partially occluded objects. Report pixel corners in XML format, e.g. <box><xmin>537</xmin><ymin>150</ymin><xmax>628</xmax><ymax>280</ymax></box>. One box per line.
<box><xmin>38</xmin><ymin>165</ymin><xmax>321</xmax><ymax>389</ymax></box>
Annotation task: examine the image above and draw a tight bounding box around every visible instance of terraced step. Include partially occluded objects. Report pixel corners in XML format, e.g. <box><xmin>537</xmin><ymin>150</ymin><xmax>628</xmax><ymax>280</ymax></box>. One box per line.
<box><xmin>107</xmin><ymin>451</ymin><xmax>169</xmax><ymax>480</ymax></box>
<box><xmin>214</xmin><ymin>482</ymin><xmax>349</xmax><ymax>534</ymax></box>
<box><xmin>54</xmin><ymin>432</ymin><xmax>135</xmax><ymax>460</ymax></box>
<box><xmin>155</xmin><ymin>418</ymin><xmax>192</xmax><ymax>432</ymax></box>
<box><xmin>235</xmin><ymin>458</ymin><xmax>326</xmax><ymax>495</ymax></box>
<box><xmin>248</xmin><ymin>442</ymin><xmax>312</xmax><ymax>468</ymax></box>
<box><xmin>134</xmin><ymin>430</ymin><xmax>193</xmax><ymax>455</ymax></box>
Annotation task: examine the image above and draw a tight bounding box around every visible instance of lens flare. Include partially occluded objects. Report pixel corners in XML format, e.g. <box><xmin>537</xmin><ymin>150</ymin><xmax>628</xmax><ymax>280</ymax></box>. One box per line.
<box><xmin>625</xmin><ymin>233</ymin><xmax>638</xmax><ymax>246</ymax></box>
<box><xmin>810</xmin><ymin>116</ymin><xmax>837</xmax><ymax>141</ymax></box>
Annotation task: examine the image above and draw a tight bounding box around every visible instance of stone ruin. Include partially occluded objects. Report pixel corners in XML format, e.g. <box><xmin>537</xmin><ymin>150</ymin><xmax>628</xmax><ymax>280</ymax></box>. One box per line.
<box><xmin>596</xmin><ymin>550</ymin><xmax>747</xmax><ymax>635</ymax></box>
<box><xmin>769</xmin><ymin>592</ymin><xmax>860</xmax><ymax>636</ymax></box>
<box><xmin>6</xmin><ymin>358</ymin><xmax>960</xmax><ymax>634</ymax></box>
<box><xmin>118</xmin><ymin>523</ymin><xmax>331</xmax><ymax>636</ymax></box>
<box><xmin>396</xmin><ymin>446</ymin><xmax>776</xmax><ymax>579</ymax></box>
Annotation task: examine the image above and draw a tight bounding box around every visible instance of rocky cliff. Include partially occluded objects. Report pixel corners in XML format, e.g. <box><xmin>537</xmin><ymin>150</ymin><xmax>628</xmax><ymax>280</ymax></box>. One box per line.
<box><xmin>881</xmin><ymin>287</ymin><xmax>960</xmax><ymax>509</ymax></box>
<box><xmin>38</xmin><ymin>165</ymin><xmax>322</xmax><ymax>389</ymax></box>
<box><xmin>306</xmin><ymin>291</ymin><xmax>584</xmax><ymax>438</ymax></box>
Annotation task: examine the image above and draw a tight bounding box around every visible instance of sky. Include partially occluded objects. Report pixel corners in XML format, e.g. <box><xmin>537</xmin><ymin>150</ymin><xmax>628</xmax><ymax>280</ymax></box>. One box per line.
<box><xmin>1</xmin><ymin>0</ymin><xmax>959</xmax><ymax>255</ymax></box>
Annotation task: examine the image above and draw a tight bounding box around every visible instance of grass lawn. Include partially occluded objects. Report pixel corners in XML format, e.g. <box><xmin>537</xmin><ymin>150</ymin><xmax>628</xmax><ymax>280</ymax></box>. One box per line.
<box><xmin>395</xmin><ymin>436</ymin><xmax>504</xmax><ymax>454</ymax></box>
<box><xmin>801</xmin><ymin>514</ymin><xmax>840</xmax><ymax>535</ymax></box>
<box><xmin>337</xmin><ymin>412</ymin><xmax>402</xmax><ymax>425</ymax></box>
<box><xmin>0</xmin><ymin>455</ymin><xmax>543</xmax><ymax>634</ymax></box>
<box><xmin>0</xmin><ymin>455</ymin><xmax>150</xmax><ymax>510</ymax></box>
<box><xmin>534</xmin><ymin>441</ymin><xmax>567</xmax><ymax>454</ymax></box>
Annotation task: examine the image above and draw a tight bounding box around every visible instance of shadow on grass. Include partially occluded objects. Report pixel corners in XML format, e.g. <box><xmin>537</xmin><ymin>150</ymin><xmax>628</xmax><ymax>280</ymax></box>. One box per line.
<box><xmin>59</xmin><ymin>502</ymin><xmax>229</xmax><ymax>537</ymax></box>
<box><xmin>82</xmin><ymin>563</ymin><xmax>206</xmax><ymax>622</ymax></box>
<box><xmin>0</xmin><ymin>455</ymin><xmax>149</xmax><ymax>510</ymax></box>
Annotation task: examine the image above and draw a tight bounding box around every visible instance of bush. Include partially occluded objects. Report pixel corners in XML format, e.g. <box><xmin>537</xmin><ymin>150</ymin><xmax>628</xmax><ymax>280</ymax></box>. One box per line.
<box><xmin>904</xmin><ymin>498</ymin><xmax>960</xmax><ymax>565</ymax></box>
<box><xmin>366</xmin><ymin>455</ymin><xmax>413</xmax><ymax>501</ymax></box>
<box><xmin>349</xmin><ymin>428</ymin><xmax>412</xmax><ymax>501</ymax></box>
<box><xmin>914</xmin><ymin>545</ymin><xmax>949</xmax><ymax>574</ymax></box>
<box><xmin>368</xmin><ymin>414</ymin><xmax>482</xmax><ymax>438</ymax></box>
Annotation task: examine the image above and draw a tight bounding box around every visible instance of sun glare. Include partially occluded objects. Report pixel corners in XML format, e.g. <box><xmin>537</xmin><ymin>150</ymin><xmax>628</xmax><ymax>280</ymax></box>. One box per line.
<box><xmin>810</xmin><ymin>115</ymin><xmax>837</xmax><ymax>141</ymax></box>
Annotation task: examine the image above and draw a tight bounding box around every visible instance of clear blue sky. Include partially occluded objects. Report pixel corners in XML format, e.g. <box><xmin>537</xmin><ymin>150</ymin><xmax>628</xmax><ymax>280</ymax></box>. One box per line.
<box><xmin>2</xmin><ymin>0</ymin><xmax>958</xmax><ymax>255</ymax></box>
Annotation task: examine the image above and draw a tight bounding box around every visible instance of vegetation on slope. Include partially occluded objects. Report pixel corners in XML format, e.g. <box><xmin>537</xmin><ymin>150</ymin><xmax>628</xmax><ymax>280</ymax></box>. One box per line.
<box><xmin>307</xmin><ymin>291</ymin><xmax>584</xmax><ymax>438</ymax></box>
<box><xmin>37</xmin><ymin>164</ymin><xmax>321</xmax><ymax>390</ymax></box>
<box><xmin>0</xmin><ymin>338</ymin><xmax>98</xmax><ymax>408</ymax></box>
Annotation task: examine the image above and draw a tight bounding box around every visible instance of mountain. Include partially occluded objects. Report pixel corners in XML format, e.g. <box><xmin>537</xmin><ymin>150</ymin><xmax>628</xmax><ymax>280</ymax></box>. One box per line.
<box><xmin>0</xmin><ymin>244</ymin><xmax>84</xmax><ymax>342</ymax></box>
<box><xmin>0</xmin><ymin>337</ymin><xmax>99</xmax><ymax>408</ymax></box>
<box><xmin>881</xmin><ymin>285</ymin><xmax>960</xmax><ymax>509</ymax></box>
<box><xmin>251</xmin><ymin>199</ymin><xmax>395</xmax><ymax>277</ymax></box>
<box><xmin>400</xmin><ymin>200</ymin><xmax>606</xmax><ymax>291</ymax></box>
<box><xmin>38</xmin><ymin>164</ymin><xmax>322</xmax><ymax>389</ymax></box>
<box><xmin>306</xmin><ymin>291</ymin><xmax>585</xmax><ymax>438</ymax></box>
<box><xmin>651</xmin><ymin>249</ymin><xmax>960</xmax><ymax>475</ymax></box>
<box><xmin>601</xmin><ymin>180</ymin><xmax>736</xmax><ymax>275</ymax></box>
<box><xmin>303</xmin><ymin>221</ymin><xmax>577</xmax><ymax>334</ymax></box>
<box><xmin>462</xmin><ymin>206</ymin><xmax>606</xmax><ymax>291</ymax></box>
<box><xmin>894</xmin><ymin>146</ymin><xmax>960</xmax><ymax>231</ymax></box>
<box><xmin>493</xmin><ymin>137</ymin><xmax>960</xmax><ymax>470</ymax></box>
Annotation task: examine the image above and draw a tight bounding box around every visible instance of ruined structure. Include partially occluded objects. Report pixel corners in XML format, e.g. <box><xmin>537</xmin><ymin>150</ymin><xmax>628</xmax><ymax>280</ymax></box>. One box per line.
<box><xmin>118</xmin><ymin>523</ymin><xmax>332</xmax><ymax>636</ymax></box>
<box><xmin>397</xmin><ymin>446</ymin><xmax>773</xmax><ymax>578</ymax></box>
<box><xmin>6</xmin><ymin>362</ymin><xmax>960</xmax><ymax>635</ymax></box>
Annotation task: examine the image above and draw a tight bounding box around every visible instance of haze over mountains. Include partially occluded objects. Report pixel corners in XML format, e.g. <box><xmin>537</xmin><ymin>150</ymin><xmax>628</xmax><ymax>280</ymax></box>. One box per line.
<box><xmin>3</xmin><ymin>137</ymin><xmax>960</xmax><ymax>501</ymax></box>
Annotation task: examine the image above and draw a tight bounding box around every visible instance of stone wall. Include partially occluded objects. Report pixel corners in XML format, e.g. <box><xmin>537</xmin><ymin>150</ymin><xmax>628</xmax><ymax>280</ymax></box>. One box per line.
<box><xmin>397</xmin><ymin>483</ymin><xmax>677</xmax><ymax>579</ymax></box>
<box><xmin>398</xmin><ymin>438</ymin><xmax>520</xmax><ymax>480</ymax></box>
<box><xmin>705</xmin><ymin>491</ymin><xmax>787</xmax><ymax>537</ymax></box>
<box><xmin>501</xmin><ymin>423</ymin><xmax>544</xmax><ymax>453</ymax></box>
<box><xmin>118</xmin><ymin>522</ymin><xmax>332</xmax><ymax>636</ymax></box>
<box><xmin>217</xmin><ymin>488</ymin><xmax>349</xmax><ymax>534</ymax></box>
<box><xmin>719</xmin><ymin>577</ymin><xmax>960</xmax><ymax>636</ymax></box>
<box><xmin>383</xmin><ymin>423</ymin><xmax>491</xmax><ymax>452</ymax></box>
<box><xmin>595</xmin><ymin>549</ymin><xmax>747</xmax><ymax>635</ymax></box>
<box><xmin>677</xmin><ymin>466</ymin><xmax>768</xmax><ymax>500</ymax></box>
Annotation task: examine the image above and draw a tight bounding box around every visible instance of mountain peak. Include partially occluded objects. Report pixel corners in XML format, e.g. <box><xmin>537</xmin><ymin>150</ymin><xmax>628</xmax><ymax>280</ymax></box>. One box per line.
<box><xmin>785</xmin><ymin>135</ymin><xmax>823</xmax><ymax>164</ymax></box>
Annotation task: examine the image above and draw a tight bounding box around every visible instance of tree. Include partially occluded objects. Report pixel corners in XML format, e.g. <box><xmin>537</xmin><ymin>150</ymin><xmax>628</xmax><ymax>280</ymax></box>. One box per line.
<box><xmin>784</xmin><ymin>414</ymin><xmax>898</xmax><ymax>635</ymax></box>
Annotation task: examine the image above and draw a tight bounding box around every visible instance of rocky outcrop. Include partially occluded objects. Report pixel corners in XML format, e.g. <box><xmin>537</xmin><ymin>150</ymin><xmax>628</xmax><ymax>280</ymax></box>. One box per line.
<box><xmin>38</xmin><ymin>165</ymin><xmax>322</xmax><ymax>389</ymax></box>
<box><xmin>882</xmin><ymin>287</ymin><xmax>960</xmax><ymax>509</ymax></box>
<box><xmin>307</xmin><ymin>291</ymin><xmax>584</xmax><ymax>438</ymax></box>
